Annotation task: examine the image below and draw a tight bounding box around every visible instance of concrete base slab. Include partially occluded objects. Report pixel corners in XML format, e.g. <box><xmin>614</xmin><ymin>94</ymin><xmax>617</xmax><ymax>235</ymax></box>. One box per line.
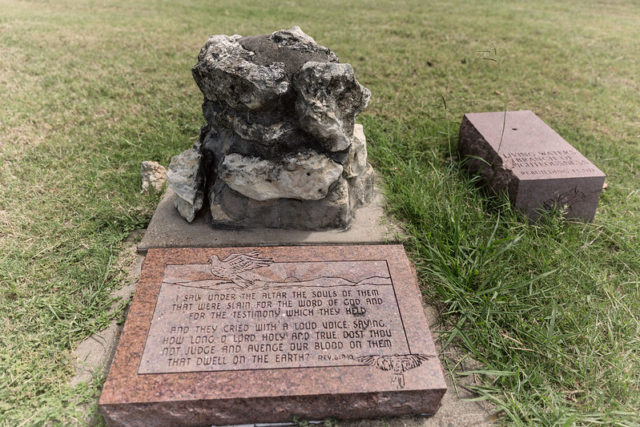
<box><xmin>137</xmin><ymin>188</ymin><xmax>401</xmax><ymax>253</ymax></box>
<box><xmin>71</xmin><ymin>322</ymin><xmax>121</xmax><ymax>387</ymax></box>
<box><xmin>70</xmin><ymin>234</ymin><xmax>145</xmax><ymax>387</ymax></box>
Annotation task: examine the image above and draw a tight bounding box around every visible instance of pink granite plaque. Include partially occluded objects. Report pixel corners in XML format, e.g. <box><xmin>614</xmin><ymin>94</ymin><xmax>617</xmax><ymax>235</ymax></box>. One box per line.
<box><xmin>99</xmin><ymin>246</ymin><xmax>446</xmax><ymax>426</ymax></box>
<box><xmin>459</xmin><ymin>110</ymin><xmax>605</xmax><ymax>221</ymax></box>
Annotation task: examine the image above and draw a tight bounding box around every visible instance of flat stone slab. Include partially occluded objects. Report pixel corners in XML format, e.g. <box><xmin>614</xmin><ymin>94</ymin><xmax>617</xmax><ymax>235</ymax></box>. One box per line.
<box><xmin>99</xmin><ymin>245</ymin><xmax>446</xmax><ymax>426</ymax></box>
<box><xmin>137</xmin><ymin>188</ymin><xmax>399</xmax><ymax>253</ymax></box>
<box><xmin>459</xmin><ymin>110</ymin><xmax>605</xmax><ymax>221</ymax></box>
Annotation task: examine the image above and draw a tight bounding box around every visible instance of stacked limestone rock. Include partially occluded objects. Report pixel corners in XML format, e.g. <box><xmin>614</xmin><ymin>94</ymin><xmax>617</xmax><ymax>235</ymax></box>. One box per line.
<box><xmin>167</xmin><ymin>27</ymin><xmax>374</xmax><ymax>229</ymax></box>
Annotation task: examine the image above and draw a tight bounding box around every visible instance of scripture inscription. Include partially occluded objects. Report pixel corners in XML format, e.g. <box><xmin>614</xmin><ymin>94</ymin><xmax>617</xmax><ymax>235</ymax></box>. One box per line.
<box><xmin>459</xmin><ymin>110</ymin><xmax>605</xmax><ymax>221</ymax></box>
<box><xmin>139</xmin><ymin>252</ymin><xmax>411</xmax><ymax>374</ymax></box>
<box><xmin>100</xmin><ymin>245</ymin><xmax>447</xmax><ymax>423</ymax></box>
<box><xmin>502</xmin><ymin>150</ymin><xmax>600</xmax><ymax>177</ymax></box>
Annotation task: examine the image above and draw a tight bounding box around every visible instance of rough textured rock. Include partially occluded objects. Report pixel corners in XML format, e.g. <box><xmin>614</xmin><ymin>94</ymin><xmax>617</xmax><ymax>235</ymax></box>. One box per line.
<box><xmin>239</xmin><ymin>26</ymin><xmax>338</xmax><ymax>76</ymax></box>
<box><xmin>344</xmin><ymin>124</ymin><xmax>368</xmax><ymax>178</ymax></box>
<box><xmin>202</xmin><ymin>100</ymin><xmax>307</xmax><ymax>151</ymax></box>
<box><xmin>167</xmin><ymin>149</ymin><xmax>205</xmax><ymax>222</ymax></box>
<box><xmin>209</xmin><ymin>178</ymin><xmax>351</xmax><ymax>230</ymax></box>
<box><xmin>219</xmin><ymin>152</ymin><xmax>343</xmax><ymax>201</ymax></box>
<box><xmin>295</xmin><ymin>62</ymin><xmax>370</xmax><ymax>152</ymax></box>
<box><xmin>140</xmin><ymin>161</ymin><xmax>166</xmax><ymax>193</ymax></box>
<box><xmin>348</xmin><ymin>163</ymin><xmax>375</xmax><ymax>209</ymax></box>
<box><xmin>192</xmin><ymin>35</ymin><xmax>289</xmax><ymax>111</ymax></box>
<box><xmin>168</xmin><ymin>27</ymin><xmax>375</xmax><ymax>229</ymax></box>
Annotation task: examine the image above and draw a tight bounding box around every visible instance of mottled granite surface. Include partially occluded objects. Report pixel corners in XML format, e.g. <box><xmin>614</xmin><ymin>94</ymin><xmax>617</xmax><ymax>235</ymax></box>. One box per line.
<box><xmin>99</xmin><ymin>245</ymin><xmax>446</xmax><ymax>425</ymax></box>
<box><xmin>459</xmin><ymin>110</ymin><xmax>605</xmax><ymax>221</ymax></box>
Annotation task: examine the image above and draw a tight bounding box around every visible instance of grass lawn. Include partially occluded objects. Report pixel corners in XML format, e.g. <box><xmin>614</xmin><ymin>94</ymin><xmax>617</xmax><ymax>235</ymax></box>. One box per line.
<box><xmin>1</xmin><ymin>0</ymin><xmax>639</xmax><ymax>424</ymax></box>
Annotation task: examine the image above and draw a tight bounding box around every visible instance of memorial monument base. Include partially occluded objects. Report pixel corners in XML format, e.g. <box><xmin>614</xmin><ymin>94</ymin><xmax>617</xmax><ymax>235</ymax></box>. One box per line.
<box><xmin>99</xmin><ymin>245</ymin><xmax>446</xmax><ymax>426</ymax></box>
<box><xmin>100</xmin><ymin>391</ymin><xmax>443</xmax><ymax>426</ymax></box>
<box><xmin>137</xmin><ymin>188</ymin><xmax>400</xmax><ymax>253</ymax></box>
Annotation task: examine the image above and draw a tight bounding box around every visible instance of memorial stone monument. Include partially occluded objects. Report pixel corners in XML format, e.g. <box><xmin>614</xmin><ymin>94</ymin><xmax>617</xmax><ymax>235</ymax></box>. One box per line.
<box><xmin>167</xmin><ymin>26</ymin><xmax>374</xmax><ymax>230</ymax></box>
<box><xmin>99</xmin><ymin>28</ymin><xmax>446</xmax><ymax>425</ymax></box>
<box><xmin>459</xmin><ymin>110</ymin><xmax>605</xmax><ymax>221</ymax></box>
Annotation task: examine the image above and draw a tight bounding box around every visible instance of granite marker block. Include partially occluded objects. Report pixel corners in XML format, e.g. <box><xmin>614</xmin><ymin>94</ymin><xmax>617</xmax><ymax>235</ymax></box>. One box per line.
<box><xmin>99</xmin><ymin>245</ymin><xmax>446</xmax><ymax>425</ymax></box>
<box><xmin>459</xmin><ymin>110</ymin><xmax>605</xmax><ymax>221</ymax></box>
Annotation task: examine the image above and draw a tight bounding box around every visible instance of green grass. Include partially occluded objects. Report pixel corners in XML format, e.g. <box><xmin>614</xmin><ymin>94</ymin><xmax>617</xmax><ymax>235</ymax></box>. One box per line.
<box><xmin>1</xmin><ymin>0</ymin><xmax>638</xmax><ymax>425</ymax></box>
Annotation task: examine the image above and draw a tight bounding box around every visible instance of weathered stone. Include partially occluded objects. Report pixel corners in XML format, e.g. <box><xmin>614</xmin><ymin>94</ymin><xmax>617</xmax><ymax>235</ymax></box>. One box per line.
<box><xmin>294</xmin><ymin>62</ymin><xmax>371</xmax><ymax>152</ymax></box>
<box><xmin>200</xmin><ymin>127</ymin><xmax>239</xmax><ymax>168</ymax></box>
<box><xmin>349</xmin><ymin>163</ymin><xmax>375</xmax><ymax>209</ymax></box>
<box><xmin>200</xmin><ymin>120</ymin><xmax>336</xmax><ymax>170</ymax></box>
<box><xmin>219</xmin><ymin>152</ymin><xmax>343</xmax><ymax>201</ymax></box>
<box><xmin>270</xmin><ymin>26</ymin><xmax>337</xmax><ymax>60</ymax></box>
<box><xmin>239</xmin><ymin>26</ymin><xmax>338</xmax><ymax>76</ymax></box>
<box><xmin>343</xmin><ymin>124</ymin><xmax>368</xmax><ymax>178</ymax></box>
<box><xmin>202</xmin><ymin>100</ymin><xmax>305</xmax><ymax>149</ymax></box>
<box><xmin>192</xmin><ymin>35</ymin><xmax>290</xmax><ymax>111</ymax></box>
<box><xmin>175</xmin><ymin>27</ymin><xmax>374</xmax><ymax>230</ymax></box>
<box><xmin>459</xmin><ymin>110</ymin><xmax>605</xmax><ymax>221</ymax></box>
<box><xmin>192</xmin><ymin>26</ymin><xmax>339</xmax><ymax>113</ymax></box>
<box><xmin>166</xmin><ymin>149</ymin><xmax>204</xmax><ymax>223</ymax></box>
<box><xmin>99</xmin><ymin>245</ymin><xmax>446</xmax><ymax>425</ymax></box>
<box><xmin>136</xmin><ymin>187</ymin><xmax>397</xmax><ymax>253</ymax></box>
<box><xmin>140</xmin><ymin>161</ymin><xmax>166</xmax><ymax>193</ymax></box>
<box><xmin>210</xmin><ymin>178</ymin><xmax>351</xmax><ymax>229</ymax></box>
<box><xmin>172</xmin><ymin>197</ymin><xmax>199</xmax><ymax>223</ymax></box>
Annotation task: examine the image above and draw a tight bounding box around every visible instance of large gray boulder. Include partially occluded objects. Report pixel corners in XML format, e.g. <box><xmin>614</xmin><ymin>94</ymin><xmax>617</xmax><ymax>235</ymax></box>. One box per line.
<box><xmin>168</xmin><ymin>27</ymin><xmax>375</xmax><ymax>230</ymax></box>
